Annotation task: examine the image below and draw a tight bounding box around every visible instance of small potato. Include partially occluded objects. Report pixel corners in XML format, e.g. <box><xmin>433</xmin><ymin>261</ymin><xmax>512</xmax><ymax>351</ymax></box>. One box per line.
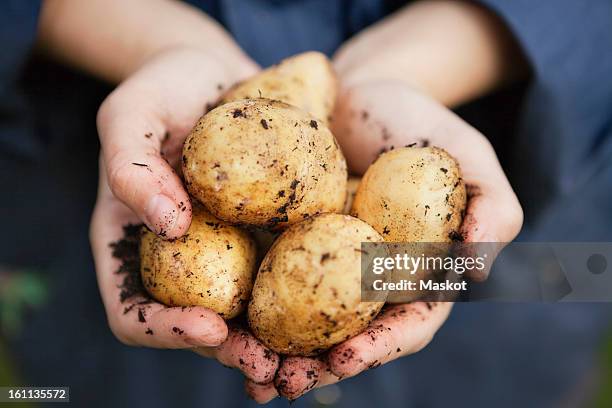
<box><xmin>248</xmin><ymin>214</ymin><xmax>385</xmax><ymax>356</ymax></box>
<box><xmin>342</xmin><ymin>176</ymin><xmax>361</xmax><ymax>214</ymax></box>
<box><xmin>182</xmin><ymin>98</ymin><xmax>347</xmax><ymax>229</ymax></box>
<box><xmin>352</xmin><ymin>147</ymin><xmax>466</xmax><ymax>302</ymax></box>
<box><xmin>351</xmin><ymin>147</ymin><xmax>466</xmax><ymax>242</ymax></box>
<box><xmin>140</xmin><ymin>205</ymin><xmax>257</xmax><ymax>319</ymax></box>
<box><xmin>221</xmin><ymin>52</ymin><xmax>337</xmax><ymax>125</ymax></box>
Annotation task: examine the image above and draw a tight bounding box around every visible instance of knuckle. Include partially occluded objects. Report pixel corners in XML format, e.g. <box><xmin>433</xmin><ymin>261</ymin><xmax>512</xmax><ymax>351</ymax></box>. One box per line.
<box><xmin>106</xmin><ymin>156</ymin><xmax>134</xmax><ymax>199</ymax></box>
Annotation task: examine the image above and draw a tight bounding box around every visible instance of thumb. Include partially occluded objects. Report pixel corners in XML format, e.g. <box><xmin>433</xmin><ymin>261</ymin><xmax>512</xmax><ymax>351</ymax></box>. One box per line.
<box><xmin>97</xmin><ymin>94</ymin><xmax>192</xmax><ymax>240</ymax></box>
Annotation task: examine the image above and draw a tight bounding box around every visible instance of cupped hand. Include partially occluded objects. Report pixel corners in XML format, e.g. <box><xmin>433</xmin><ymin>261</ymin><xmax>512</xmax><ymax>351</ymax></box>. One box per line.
<box><xmin>90</xmin><ymin>47</ymin><xmax>279</xmax><ymax>383</ymax></box>
<box><xmin>332</xmin><ymin>80</ymin><xmax>523</xmax><ymax>280</ymax></box>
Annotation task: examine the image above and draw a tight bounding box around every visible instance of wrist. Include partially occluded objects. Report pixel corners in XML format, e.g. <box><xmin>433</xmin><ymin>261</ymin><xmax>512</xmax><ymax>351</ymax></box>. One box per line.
<box><xmin>334</xmin><ymin>49</ymin><xmax>431</xmax><ymax>99</ymax></box>
<box><xmin>334</xmin><ymin>0</ymin><xmax>528</xmax><ymax>107</ymax></box>
<box><xmin>38</xmin><ymin>0</ymin><xmax>257</xmax><ymax>84</ymax></box>
<box><xmin>130</xmin><ymin>44</ymin><xmax>258</xmax><ymax>86</ymax></box>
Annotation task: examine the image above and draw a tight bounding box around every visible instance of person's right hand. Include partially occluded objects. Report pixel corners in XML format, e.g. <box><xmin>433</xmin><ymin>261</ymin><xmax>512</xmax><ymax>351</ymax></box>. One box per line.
<box><xmin>90</xmin><ymin>47</ymin><xmax>279</xmax><ymax>385</ymax></box>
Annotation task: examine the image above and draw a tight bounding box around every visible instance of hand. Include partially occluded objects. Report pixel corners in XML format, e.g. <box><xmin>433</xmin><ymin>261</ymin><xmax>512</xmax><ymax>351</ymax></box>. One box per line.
<box><xmin>90</xmin><ymin>47</ymin><xmax>280</xmax><ymax>382</ymax></box>
<box><xmin>245</xmin><ymin>81</ymin><xmax>523</xmax><ymax>402</ymax></box>
<box><xmin>332</xmin><ymin>80</ymin><xmax>523</xmax><ymax>280</ymax></box>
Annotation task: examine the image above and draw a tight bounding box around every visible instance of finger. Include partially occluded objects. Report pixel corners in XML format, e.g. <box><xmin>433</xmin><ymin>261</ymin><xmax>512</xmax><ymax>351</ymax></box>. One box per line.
<box><xmin>194</xmin><ymin>327</ymin><xmax>280</xmax><ymax>384</ymax></box>
<box><xmin>329</xmin><ymin>302</ymin><xmax>452</xmax><ymax>379</ymax></box>
<box><xmin>117</xmin><ymin>298</ymin><xmax>228</xmax><ymax>348</ymax></box>
<box><xmin>273</xmin><ymin>356</ymin><xmax>341</xmax><ymax>401</ymax></box>
<box><xmin>275</xmin><ymin>357</ymin><xmax>322</xmax><ymax>400</ymax></box>
<box><xmin>244</xmin><ymin>380</ymin><xmax>278</xmax><ymax>404</ymax></box>
<box><xmin>97</xmin><ymin>93</ymin><xmax>192</xmax><ymax>240</ymax></box>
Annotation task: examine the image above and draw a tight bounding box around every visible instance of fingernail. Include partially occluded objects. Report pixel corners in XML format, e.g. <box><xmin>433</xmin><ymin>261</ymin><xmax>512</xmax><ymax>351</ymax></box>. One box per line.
<box><xmin>145</xmin><ymin>194</ymin><xmax>179</xmax><ymax>237</ymax></box>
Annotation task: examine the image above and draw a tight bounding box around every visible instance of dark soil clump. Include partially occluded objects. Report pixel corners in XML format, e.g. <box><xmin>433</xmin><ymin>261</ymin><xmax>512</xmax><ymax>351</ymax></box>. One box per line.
<box><xmin>109</xmin><ymin>224</ymin><xmax>146</xmax><ymax>302</ymax></box>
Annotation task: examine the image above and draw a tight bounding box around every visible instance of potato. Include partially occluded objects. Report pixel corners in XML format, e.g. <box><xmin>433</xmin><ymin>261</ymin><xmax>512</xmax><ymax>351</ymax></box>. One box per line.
<box><xmin>140</xmin><ymin>204</ymin><xmax>257</xmax><ymax>319</ymax></box>
<box><xmin>221</xmin><ymin>52</ymin><xmax>337</xmax><ymax>125</ymax></box>
<box><xmin>351</xmin><ymin>147</ymin><xmax>466</xmax><ymax>242</ymax></box>
<box><xmin>248</xmin><ymin>214</ymin><xmax>385</xmax><ymax>356</ymax></box>
<box><xmin>182</xmin><ymin>98</ymin><xmax>347</xmax><ymax>229</ymax></box>
<box><xmin>342</xmin><ymin>176</ymin><xmax>361</xmax><ymax>214</ymax></box>
<box><xmin>352</xmin><ymin>147</ymin><xmax>466</xmax><ymax>302</ymax></box>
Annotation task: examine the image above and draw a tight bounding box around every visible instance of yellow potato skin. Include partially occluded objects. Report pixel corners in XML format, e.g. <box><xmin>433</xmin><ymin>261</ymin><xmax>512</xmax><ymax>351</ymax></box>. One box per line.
<box><xmin>248</xmin><ymin>214</ymin><xmax>385</xmax><ymax>356</ymax></box>
<box><xmin>182</xmin><ymin>99</ymin><xmax>347</xmax><ymax>229</ymax></box>
<box><xmin>140</xmin><ymin>205</ymin><xmax>257</xmax><ymax>319</ymax></box>
<box><xmin>221</xmin><ymin>51</ymin><xmax>337</xmax><ymax>125</ymax></box>
<box><xmin>351</xmin><ymin>147</ymin><xmax>466</xmax><ymax>243</ymax></box>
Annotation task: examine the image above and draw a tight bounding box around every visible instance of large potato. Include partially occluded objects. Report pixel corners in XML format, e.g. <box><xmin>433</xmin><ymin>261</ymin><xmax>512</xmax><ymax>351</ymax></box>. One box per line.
<box><xmin>248</xmin><ymin>214</ymin><xmax>385</xmax><ymax>356</ymax></box>
<box><xmin>351</xmin><ymin>147</ymin><xmax>466</xmax><ymax>242</ymax></box>
<box><xmin>182</xmin><ymin>98</ymin><xmax>347</xmax><ymax>229</ymax></box>
<box><xmin>140</xmin><ymin>205</ymin><xmax>257</xmax><ymax>319</ymax></box>
<box><xmin>221</xmin><ymin>52</ymin><xmax>337</xmax><ymax>124</ymax></box>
